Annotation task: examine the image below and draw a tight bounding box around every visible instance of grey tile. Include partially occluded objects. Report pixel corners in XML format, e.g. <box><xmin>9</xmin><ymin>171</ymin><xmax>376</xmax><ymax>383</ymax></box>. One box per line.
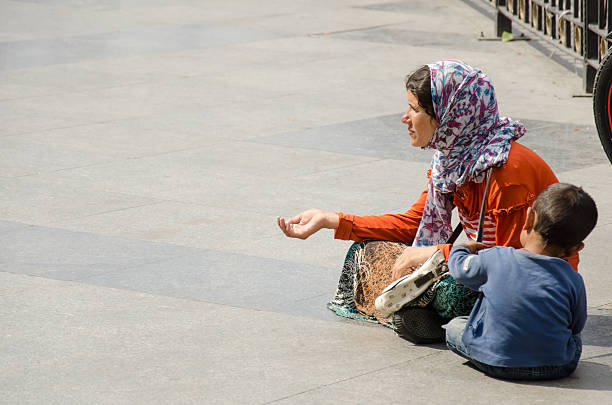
<box><xmin>0</xmin><ymin>176</ymin><xmax>160</xmax><ymax>225</ymax></box>
<box><xmin>271</xmin><ymin>341</ymin><xmax>612</xmax><ymax>404</ymax></box>
<box><xmin>356</xmin><ymin>1</ymin><xmax>448</xmax><ymax>14</ymax></box>
<box><xmin>81</xmin><ymin>249</ymin><xmax>341</xmax><ymax>320</ymax></box>
<box><xmin>0</xmin><ymin>23</ymin><xmax>285</xmax><ymax>70</ymax></box>
<box><xmin>0</xmin><ymin>220</ymin><xmax>30</xmax><ymax>236</ymax></box>
<box><xmin>0</xmin><ymin>222</ymin><xmax>197</xmax><ymax>280</ymax></box>
<box><xmin>0</xmin><ymin>272</ymin><xmax>429</xmax><ymax>405</ymax></box>
<box><xmin>255</xmin><ymin>114</ymin><xmax>608</xmax><ymax>173</ymax></box>
<box><xmin>572</xmin><ymin>223</ymin><xmax>612</xmax><ymax>308</ymax></box>
<box><xmin>0</xmin><ymin>220</ymin><xmax>341</xmax><ymax>320</ymax></box>
<box><xmin>255</xmin><ymin>113</ymin><xmax>434</xmax><ymax>162</ymax></box>
<box><xmin>7</xmin><ymin>118</ymin><xmax>226</xmax><ymax>162</ymax></box>
<box><xmin>0</xmin><ymin>137</ymin><xmax>113</xmax><ymax>177</ymax></box>
<box><xmin>328</xmin><ymin>27</ymin><xmax>481</xmax><ymax>49</ymax></box>
<box><xmin>557</xmin><ymin>163</ymin><xmax>612</xmax><ymax>226</ymax></box>
<box><xmin>52</xmin><ymin>201</ymin><xmax>285</xmax><ymax>254</ymax></box>
<box><xmin>519</xmin><ymin>119</ymin><xmax>608</xmax><ymax>173</ymax></box>
<box><xmin>29</xmin><ymin>142</ymin><xmax>378</xmax><ymax>213</ymax></box>
<box><xmin>10</xmin><ymin>0</ymin><xmax>122</xmax><ymax>6</ymax></box>
<box><xmin>582</xmin><ymin>308</ymin><xmax>612</xmax><ymax>348</ymax></box>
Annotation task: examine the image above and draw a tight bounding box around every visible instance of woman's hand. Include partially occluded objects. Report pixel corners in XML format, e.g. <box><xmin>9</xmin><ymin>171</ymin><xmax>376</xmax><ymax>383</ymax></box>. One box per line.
<box><xmin>391</xmin><ymin>245</ymin><xmax>438</xmax><ymax>281</ymax></box>
<box><xmin>277</xmin><ymin>209</ymin><xmax>339</xmax><ymax>240</ymax></box>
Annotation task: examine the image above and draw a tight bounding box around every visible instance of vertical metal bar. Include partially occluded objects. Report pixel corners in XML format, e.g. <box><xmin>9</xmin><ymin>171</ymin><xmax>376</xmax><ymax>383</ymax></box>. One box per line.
<box><xmin>525</xmin><ymin>0</ymin><xmax>531</xmax><ymax>22</ymax></box>
<box><xmin>584</xmin><ymin>64</ymin><xmax>596</xmax><ymax>92</ymax></box>
<box><xmin>582</xmin><ymin>0</ymin><xmax>593</xmax><ymax>93</ymax></box>
<box><xmin>496</xmin><ymin>0</ymin><xmax>513</xmax><ymax>36</ymax></box>
<box><xmin>608</xmin><ymin>0</ymin><xmax>612</xmax><ymax>34</ymax></box>
<box><xmin>586</xmin><ymin>0</ymin><xmax>600</xmax><ymax>60</ymax></box>
<box><xmin>574</xmin><ymin>0</ymin><xmax>580</xmax><ymax>18</ymax></box>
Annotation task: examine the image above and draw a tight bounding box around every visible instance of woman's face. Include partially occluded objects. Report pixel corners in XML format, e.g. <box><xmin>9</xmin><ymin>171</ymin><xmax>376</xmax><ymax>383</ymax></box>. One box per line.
<box><xmin>401</xmin><ymin>91</ymin><xmax>437</xmax><ymax>148</ymax></box>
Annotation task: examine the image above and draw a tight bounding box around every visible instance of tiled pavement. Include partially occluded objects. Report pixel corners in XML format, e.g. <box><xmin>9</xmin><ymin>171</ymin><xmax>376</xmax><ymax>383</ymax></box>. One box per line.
<box><xmin>1</xmin><ymin>0</ymin><xmax>611</xmax><ymax>403</ymax></box>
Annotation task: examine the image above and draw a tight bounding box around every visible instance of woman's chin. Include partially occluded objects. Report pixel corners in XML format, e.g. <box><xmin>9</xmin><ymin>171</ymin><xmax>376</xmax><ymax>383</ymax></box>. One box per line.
<box><xmin>409</xmin><ymin>138</ymin><xmax>422</xmax><ymax>148</ymax></box>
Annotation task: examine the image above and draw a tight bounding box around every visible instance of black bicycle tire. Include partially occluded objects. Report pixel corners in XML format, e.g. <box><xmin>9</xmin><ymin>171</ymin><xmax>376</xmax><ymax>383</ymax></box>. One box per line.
<box><xmin>593</xmin><ymin>47</ymin><xmax>612</xmax><ymax>165</ymax></box>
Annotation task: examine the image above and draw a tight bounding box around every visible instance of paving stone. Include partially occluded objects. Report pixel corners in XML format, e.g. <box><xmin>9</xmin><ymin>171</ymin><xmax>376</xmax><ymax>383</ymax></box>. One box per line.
<box><xmin>0</xmin><ymin>23</ymin><xmax>285</xmax><ymax>70</ymax></box>
<box><xmin>1</xmin><ymin>0</ymin><xmax>611</xmax><ymax>402</ymax></box>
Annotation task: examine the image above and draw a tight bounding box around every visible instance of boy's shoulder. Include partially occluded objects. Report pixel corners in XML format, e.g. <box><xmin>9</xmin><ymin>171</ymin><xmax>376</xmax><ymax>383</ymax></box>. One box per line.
<box><xmin>477</xmin><ymin>245</ymin><xmax>519</xmax><ymax>261</ymax></box>
<box><xmin>451</xmin><ymin>244</ymin><xmax>517</xmax><ymax>261</ymax></box>
<box><xmin>483</xmin><ymin>247</ymin><xmax>584</xmax><ymax>284</ymax></box>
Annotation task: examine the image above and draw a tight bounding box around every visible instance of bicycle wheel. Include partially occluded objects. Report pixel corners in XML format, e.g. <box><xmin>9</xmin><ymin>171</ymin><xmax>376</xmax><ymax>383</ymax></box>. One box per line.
<box><xmin>593</xmin><ymin>47</ymin><xmax>612</xmax><ymax>164</ymax></box>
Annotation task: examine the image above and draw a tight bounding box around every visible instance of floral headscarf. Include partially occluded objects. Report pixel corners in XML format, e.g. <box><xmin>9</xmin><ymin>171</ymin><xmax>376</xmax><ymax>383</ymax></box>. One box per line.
<box><xmin>412</xmin><ymin>60</ymin><xmax>526</xmax><ymax>247</ymax></box>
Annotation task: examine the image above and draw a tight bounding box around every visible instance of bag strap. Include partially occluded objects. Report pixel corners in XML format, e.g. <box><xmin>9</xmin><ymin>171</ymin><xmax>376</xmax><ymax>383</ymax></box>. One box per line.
<box><xmin>446</xmin><ymin>168</ymin><xmax>493</xmax><ymax>245</ymax></box>
<box><xmin>446</xmin><ymin>223</ymin><xmax>463</xmax><ymax>244</ymax></box>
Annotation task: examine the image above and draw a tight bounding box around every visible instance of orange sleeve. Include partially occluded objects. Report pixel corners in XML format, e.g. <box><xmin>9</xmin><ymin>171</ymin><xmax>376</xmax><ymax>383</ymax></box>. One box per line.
<box><xmin>437</xmin><ymin>243</ymin><xmax>452</xmax><ymax>260</ymax></box>
<box><xmin>334</xmin><ymin>188</ymin><xmax>427</xmax><ymax>243</ymax></box>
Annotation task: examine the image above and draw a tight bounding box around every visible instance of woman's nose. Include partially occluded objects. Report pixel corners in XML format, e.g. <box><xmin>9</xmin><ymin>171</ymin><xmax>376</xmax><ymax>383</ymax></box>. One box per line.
<box><xmin>401</xmin><ymin>111</ymin><xmax>411</xmax><ymax>124</ymax></box>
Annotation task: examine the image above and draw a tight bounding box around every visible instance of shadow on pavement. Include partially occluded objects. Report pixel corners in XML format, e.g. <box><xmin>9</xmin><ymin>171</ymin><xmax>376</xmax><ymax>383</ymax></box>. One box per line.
<box><xmin>583</xmin><ymin>314</ymin><xmax>612</xmax><ymax>348</ymax></box>
<box><xmin>458</xmin><ymin>359</ymin><xmax>612</xmax><ymax>391</ymax></box>
<box><xmin>453</xmin><ymin>314</ymin><xmax>612</xmax><ymax>390</ymax></box>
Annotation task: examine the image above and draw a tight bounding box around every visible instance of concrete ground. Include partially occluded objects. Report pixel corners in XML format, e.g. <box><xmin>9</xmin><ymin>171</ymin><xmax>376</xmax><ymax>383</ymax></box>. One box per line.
<box><xmin>1</xmin><ymin>0</ymin><xmax>611</xmax><ymax>403</ymax></box>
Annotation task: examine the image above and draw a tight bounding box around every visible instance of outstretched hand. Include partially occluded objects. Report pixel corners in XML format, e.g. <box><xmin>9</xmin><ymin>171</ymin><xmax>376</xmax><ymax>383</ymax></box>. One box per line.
<box><xmin>277</xmin><ymin>209</ymin><xmax>339</xmax><ymax>240</ymax></box>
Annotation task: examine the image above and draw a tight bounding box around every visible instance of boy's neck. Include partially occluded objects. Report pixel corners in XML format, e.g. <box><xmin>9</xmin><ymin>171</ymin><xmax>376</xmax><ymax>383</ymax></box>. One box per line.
<box><xmin>522</xmin><ymin>233</ymin><xmax>566</xmax><ymax>258</ymax></box>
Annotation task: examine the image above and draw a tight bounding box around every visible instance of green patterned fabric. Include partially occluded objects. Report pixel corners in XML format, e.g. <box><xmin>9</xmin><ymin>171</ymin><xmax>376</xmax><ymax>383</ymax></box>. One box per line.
<box><xmin>431</xmin><ymin>275</ymin><xmax>481</xmax><ymax>319</ymax></box>
<box><xmin>328</xmin><ymin>241</ymin><xmax>480</xmax><ymax>326</ymax></box>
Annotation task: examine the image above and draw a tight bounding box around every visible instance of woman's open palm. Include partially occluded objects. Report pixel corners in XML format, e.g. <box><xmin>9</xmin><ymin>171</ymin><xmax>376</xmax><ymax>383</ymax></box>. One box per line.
<box><xmin>277</xmin><ymin>209</ymin><xmax>337</xmax><ymax>240</ymax></box>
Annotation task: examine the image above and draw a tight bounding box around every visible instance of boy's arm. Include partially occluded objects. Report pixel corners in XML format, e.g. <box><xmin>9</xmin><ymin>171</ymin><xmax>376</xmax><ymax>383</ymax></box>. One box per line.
<box><xmin>448</xmin><ymin>244</ymin><xmax>488</xmax><ymax>290</ymax></box>
<box><xmin>571</xmin><ymin>281</ymin><xmax>587</xmax><ymax>335</ymax></box>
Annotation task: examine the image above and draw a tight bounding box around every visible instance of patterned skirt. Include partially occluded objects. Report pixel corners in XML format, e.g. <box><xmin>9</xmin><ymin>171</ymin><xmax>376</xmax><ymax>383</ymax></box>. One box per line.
<box><xmin>327</xmin><ymin>241</ymin><xmax>480</xmax><ymax>327</ymax></box>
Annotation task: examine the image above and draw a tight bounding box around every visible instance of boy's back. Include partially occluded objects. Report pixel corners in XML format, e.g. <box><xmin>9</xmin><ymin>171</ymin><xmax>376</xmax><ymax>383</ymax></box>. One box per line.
<box><xmin>449</xmin><ymin>245</ymin><xmax>586</xmax><ymax>368</ymax></box>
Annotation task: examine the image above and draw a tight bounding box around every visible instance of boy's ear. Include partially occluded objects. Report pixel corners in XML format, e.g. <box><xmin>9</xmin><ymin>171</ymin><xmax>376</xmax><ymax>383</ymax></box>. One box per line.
<box><xmin>523</xmin><ymin>207</ymin><xmax>536</xmax><ymax>231</ymax></box>
<box><xmin>565</xmin><ymin>242</ymin><xmax>585</xmax><ymax>257</ymax></box>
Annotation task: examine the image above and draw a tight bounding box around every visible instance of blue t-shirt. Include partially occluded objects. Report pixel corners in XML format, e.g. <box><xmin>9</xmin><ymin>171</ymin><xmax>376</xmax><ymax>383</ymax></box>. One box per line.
<box><xmin>448</xmin><ymin>245</ymin><xmax>587</xmax><ymax>367</ymax></box>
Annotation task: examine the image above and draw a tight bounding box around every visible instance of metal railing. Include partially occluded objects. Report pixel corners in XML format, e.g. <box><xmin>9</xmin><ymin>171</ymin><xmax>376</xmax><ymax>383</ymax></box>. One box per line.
<box><xmin>481</xmin><ymin>0</ymin><xmax>611</xmax><ymax>92</ymax></box>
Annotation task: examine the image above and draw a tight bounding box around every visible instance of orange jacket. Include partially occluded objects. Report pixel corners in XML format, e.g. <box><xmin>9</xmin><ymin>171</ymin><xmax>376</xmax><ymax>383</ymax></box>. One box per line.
<box><xmin>334</xmin><ymin>142</ymin><xmax>579</xmax><ymax>270</ymax></box>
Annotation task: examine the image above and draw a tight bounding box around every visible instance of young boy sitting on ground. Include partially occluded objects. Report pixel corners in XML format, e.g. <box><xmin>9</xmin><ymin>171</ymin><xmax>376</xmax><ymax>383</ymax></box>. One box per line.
<box><xmin>444</xmin><ymin>182</ymin><xmax>597</xmax><ymax>380</ymax></box>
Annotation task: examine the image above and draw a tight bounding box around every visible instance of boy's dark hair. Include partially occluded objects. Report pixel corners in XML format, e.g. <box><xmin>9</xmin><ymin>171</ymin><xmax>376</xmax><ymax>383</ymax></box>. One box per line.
<box><xmin>532</xmin><ymin>183</ymin><xmax>598</xmax><ymax>249</ymax></box>
<box><xmin>405</xmin><ymin>65</ymin><xmax>435</xmax><ymax>119</ymax></box>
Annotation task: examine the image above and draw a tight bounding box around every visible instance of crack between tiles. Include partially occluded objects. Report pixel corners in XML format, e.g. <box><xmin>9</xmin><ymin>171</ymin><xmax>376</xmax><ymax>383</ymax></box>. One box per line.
<box><xmin>2</xmin><ymin>115</ymin><xmax>153</xmax><ymax>138</ymax></box>
<box><xmin>595</xmin><ymin>301</ymin><xmax>612</xmax><ymax>310</ymax></box>
<box><xmin>0</xmin><ymin>79</ymin><xmax>157</xmax><ymax>103</ymax></box>
<box><xmin>65</xmin><ymin>200</ymin><xmax>169</xmax><ymax>220</ymax></box>
<box><xmin>243</xmin><ymin>138</ymin><xmax>390</xmax><ymax>173</ymax></box>
<box><xmin>308</xmin><ymin>20</ymin><xmax>413</xmax><ymax>37</ymax></box>
<box><xmin>0</xmin><ymin>269</ymin><xmax>343</xmax><ymax>323</ymax></box>
<box><xmin>261</xmin><ymin>351</ymin><xmax>442</xmax><ymax>404</ymax></box>
<box><xmin>581</xmin><ymin>352</ymin><xmax>612</xmax><ymax>361</ymax></box>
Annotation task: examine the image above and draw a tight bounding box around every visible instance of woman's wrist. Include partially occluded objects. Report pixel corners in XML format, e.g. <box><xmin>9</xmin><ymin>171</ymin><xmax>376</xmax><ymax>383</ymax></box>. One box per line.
<box><xmin>326</xmin><ymin>212</ymin><xmax>340</xmax><ymax>229</ymax></box>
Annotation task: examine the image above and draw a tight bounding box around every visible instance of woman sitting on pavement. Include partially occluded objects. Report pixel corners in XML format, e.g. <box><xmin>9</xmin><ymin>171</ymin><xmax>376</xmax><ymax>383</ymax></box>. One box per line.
<box><xmin>277</xmin><ymin>60</ymin><xmax>576</xmax><ymax>343</ymax></box>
